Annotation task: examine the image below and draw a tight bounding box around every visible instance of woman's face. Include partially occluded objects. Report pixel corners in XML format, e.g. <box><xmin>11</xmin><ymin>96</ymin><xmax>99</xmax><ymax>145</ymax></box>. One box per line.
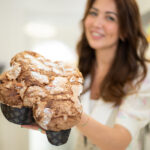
<box><xmin>84</xmin><ymin>0</ymin><xmax>120</xmax><ymax>51</ymax></box>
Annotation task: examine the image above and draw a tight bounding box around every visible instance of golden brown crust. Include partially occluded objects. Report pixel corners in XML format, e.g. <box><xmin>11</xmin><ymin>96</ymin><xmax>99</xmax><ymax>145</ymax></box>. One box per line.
<box><xmin>0</xmin><ymin>50</ymin><xmax>83</xmax><ymax>131</ymax></box>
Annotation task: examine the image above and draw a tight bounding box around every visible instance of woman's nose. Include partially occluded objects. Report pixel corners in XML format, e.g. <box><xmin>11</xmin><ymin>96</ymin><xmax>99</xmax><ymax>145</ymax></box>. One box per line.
<box><xmin>93</xmin><ymin>16</ymin><xmax>104</xmax><ymax>28</ymax></box>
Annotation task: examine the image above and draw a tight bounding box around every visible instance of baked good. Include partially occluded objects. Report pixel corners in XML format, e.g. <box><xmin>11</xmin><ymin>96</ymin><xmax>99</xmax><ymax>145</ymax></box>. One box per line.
<box><xmin>0</xmin><ymin>50</ymin><xmax>83</xmax><ymax>145</ymax></box>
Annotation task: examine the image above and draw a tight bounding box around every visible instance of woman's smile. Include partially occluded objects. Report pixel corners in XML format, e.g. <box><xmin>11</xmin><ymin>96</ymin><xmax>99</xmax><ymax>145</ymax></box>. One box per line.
<box><xmin>90</xmin><ymin>30</ymin><xmax>105</xmax><ymax>40</ymax></box>
<box><xmin>84</xmin><ymin>0</ymin><xmax>120</xmax><ymax>51</ymax></box>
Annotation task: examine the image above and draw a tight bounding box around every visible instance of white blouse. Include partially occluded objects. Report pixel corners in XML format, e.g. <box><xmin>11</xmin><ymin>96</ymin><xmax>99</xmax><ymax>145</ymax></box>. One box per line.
<box><xmin>74</xmin><ymin>63</ymin><xmax>150</xmax><ymax>150</ymax></box>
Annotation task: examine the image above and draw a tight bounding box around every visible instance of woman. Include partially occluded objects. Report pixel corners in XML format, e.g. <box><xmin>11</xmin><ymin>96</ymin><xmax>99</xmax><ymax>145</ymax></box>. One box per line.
<box><xmin>23</xmin><ymin>0</ymin><xmax>150</xmax><ymax>149</ymax></box>
<box><xmin>74</xmin><ymin>0</ymin><xmax>150</xmax><ymax>149</ymax></box>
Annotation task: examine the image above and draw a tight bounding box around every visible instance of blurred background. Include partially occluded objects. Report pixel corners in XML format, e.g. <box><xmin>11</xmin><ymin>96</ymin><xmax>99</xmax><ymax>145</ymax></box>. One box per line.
<box><xmin>0</xmin><ymin>0</ymin><xmax>150</xmax><ymax>150</ymax></box>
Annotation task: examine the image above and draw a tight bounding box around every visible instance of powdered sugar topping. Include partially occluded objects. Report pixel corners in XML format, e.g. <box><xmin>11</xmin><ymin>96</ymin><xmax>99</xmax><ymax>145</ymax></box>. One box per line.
<box><xmin>31</xmin><ymin>71</ymin><xmax>49</xmax><ymax>84</ymax></box>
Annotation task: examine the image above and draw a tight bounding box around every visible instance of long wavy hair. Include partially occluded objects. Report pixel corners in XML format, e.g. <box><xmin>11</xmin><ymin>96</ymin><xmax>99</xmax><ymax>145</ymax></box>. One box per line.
<box><xmin>77</xmin><ymin>0</ymin><xmax>149</xmax><ymax>105</ymax></box>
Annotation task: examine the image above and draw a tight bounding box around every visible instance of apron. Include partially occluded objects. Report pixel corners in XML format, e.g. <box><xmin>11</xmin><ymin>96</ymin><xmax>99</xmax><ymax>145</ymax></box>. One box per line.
<box><xmin>73</xmin><ymin>75</ymin><xmax>146</xmax><ymax>150</ymax></box>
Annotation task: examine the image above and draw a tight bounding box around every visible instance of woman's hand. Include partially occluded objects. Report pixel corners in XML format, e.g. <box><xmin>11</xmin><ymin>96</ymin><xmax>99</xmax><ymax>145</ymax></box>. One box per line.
<box><xmin>77</xmin><ymin>112</ymin><xmax>131</xmax><ymax>150</ymax></box>
<box><xmin>21</xmin><ymin>124</ymin><xmax>46</xmax><ymax>134</ymax></box>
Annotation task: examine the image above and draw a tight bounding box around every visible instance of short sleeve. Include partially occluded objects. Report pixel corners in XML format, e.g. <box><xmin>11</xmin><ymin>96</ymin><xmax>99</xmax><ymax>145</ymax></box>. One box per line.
<box><xmin>115</xmin><ymin>65</ymin><xmax>150</xmax><ymax>138</ymax></box>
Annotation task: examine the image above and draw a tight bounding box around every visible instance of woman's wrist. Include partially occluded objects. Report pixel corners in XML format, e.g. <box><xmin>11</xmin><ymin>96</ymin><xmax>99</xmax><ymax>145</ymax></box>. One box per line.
<box><xmin>77</xmin><ymin>112</ymin><xmax>90</xmax><ymax>127</ymax></box>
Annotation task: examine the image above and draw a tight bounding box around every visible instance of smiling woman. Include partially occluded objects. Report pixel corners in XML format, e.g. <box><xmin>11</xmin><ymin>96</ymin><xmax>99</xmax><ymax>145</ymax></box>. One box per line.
<box><xmin>74</xmin><ymin>0</ymin><xmax>150</xmax><ymax>150</ymax></box>
<box><xmin>84</xmin><ymin>0</ymin><xmax>120</xmax><ymax>52</ymax></box>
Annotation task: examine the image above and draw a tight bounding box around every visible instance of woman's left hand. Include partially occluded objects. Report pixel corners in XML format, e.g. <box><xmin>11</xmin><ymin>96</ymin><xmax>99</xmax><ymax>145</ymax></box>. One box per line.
<box><xmin>21</xmin><ymin>124</ymin><xmax>46</xmax><ymax>134</ymax></box>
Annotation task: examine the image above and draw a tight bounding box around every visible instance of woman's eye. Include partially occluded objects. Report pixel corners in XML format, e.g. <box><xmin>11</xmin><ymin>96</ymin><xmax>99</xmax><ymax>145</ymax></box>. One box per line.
<box><xmin>88</xmin><ymin>11</ymin><xmax>98</xmax><ymax>16</ymax></box>
<box><xmin>106</xmin><ymin>16</ymin><xmax>115</xmax><ymax>21</ymax></box>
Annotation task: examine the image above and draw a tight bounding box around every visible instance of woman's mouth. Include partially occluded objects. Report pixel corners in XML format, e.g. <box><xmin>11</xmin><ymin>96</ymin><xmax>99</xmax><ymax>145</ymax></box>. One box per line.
<box><xmin>91</xmin><ymin>32</ymin><xmax>104</xmax><ymax>40</ymax></box>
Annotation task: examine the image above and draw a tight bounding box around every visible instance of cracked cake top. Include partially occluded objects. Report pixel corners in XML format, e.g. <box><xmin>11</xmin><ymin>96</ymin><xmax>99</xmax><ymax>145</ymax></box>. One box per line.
<box><xmin>0</xmin><ymin>51</ymin><xmax>83</xmax><ymax>131</ymax></box>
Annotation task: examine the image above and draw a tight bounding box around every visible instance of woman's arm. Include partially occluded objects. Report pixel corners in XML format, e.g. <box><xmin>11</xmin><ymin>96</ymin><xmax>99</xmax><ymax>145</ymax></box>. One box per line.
<box><xmin>77</xmin><ymin>112</ymin><xmax>132</xmax><ymax>150</ymax></box>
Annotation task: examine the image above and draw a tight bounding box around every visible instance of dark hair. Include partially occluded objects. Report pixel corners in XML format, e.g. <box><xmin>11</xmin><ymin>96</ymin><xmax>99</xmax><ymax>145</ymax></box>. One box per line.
<box><xmin>77</xmin><ymin>0</ymin><xmax>149</xmax><ymax>105</ymax></box>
